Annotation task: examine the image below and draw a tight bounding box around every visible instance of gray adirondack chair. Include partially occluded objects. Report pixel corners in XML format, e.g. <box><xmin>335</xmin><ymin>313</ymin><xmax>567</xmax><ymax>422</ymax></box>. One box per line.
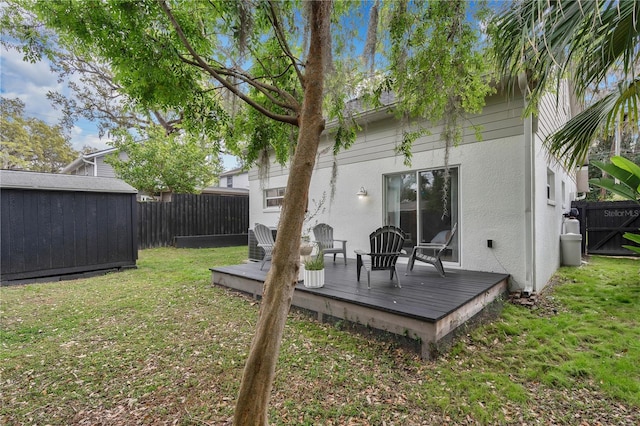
<box><xmin>312</xmin><ymin>223</ymin><xmax>347</xmax><ymax>265</ymax></box>
<box><xmin>254</xmin><ymin>223</ymin><xmax>275</xmax><ymax>270</ymax></box>
<box><xmin>406</xmin><ymin>222</ymin><xmax>458</xmax><ymax>277</ymax></box>
<box><xmin>355</xmin><ymin>225</ymin><xmax>406</xmax><ymax>289</ymax></box>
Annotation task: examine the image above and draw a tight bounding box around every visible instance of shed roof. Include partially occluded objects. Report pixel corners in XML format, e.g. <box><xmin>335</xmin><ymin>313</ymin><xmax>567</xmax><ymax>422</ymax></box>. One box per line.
<box><xmin>0</xmin><ymin>170</ymin><xmax>137</xmax><ymax>194</ymax></box>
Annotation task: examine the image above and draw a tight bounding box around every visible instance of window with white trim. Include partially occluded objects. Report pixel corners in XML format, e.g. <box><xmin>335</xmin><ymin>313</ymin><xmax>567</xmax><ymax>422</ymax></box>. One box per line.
<box><xmin>264</xmin><ymin>187</ymin><xmax>285</xmax><ymax>208</ymax></box>
<box><xmin>547</xmin><ymin>168</ymin><xmax>556</xmax><ymax>205</ymax></box>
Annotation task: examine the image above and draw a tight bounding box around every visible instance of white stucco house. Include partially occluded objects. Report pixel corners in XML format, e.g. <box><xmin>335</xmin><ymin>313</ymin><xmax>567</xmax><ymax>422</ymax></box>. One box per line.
<box><xmin>249</xmin><ymin>82</ymin><xmax>580</xmax><ymax>293</ymax></box>
<box><xmin>63</xmin><ymin>148</ymin><xmax>249</xmax><ymax>199</ymax></box>
<box><xmin>61</xmin><ymin>147</ymin><xmax>123</xmax><ymax>178</ymax></box>
<box><xmin>215</xmin><ymin>167</ymin><xmax>250</xmax><ymax>190</ymax></box>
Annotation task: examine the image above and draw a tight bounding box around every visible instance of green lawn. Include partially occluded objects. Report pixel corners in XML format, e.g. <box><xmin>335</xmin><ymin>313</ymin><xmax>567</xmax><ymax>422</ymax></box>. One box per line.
<box><xmin>1</xmin><ymin>248</ymin><xmax>638</xmax><ymax>425</ymax></box>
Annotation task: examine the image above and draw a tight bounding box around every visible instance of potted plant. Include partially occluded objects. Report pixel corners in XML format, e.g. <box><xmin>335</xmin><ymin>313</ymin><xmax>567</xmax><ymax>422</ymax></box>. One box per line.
<box><xmin>302</xmin><ymin>250</ymin><xmax>324</xmax><ymax>288</ymax></box>
<box><xmin>300</xmin><ymin>192</ymin><xmax>326</xmax><ymax>256</ymax></box>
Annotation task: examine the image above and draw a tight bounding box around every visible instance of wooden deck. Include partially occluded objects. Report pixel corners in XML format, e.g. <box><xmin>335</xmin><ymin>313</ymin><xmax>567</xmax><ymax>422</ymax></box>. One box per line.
<box><xmin>211</xmin><ymin>259</ymin><xmax>509</xmax><ymax>358</ymax></box>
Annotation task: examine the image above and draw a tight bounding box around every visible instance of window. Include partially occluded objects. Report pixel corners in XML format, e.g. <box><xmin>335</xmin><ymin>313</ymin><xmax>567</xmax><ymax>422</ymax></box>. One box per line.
<box><xmin>547</xmin><ymin>168</ymin><xmax>556</xmax><ymax>205</ymax></box>
<box><xmin>226</xmin><ymin>176</ymin><xmax>233</xmax><ymax>188</ymax></box>
<box><xmin>264</xmin><ymin>187</ymin><xmax>285</xmax><ymax>208</ymax></box>
<box><xmin>384</xmin><ymin>167</ymin><xmax>459</xmax><ymax>262</ymax></box>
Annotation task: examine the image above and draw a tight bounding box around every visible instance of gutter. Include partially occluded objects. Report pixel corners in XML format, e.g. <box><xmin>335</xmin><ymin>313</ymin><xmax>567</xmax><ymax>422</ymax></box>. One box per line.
<box><xmin>519</xmin><ymin>72</ymin><xmax>536</xmax><ymax>294</ymax></box>
<box><xmin>324</xmin><ymin>77</ymin><xmax>506</xmax><ymax>131</ymax></box>
<box><xmin>324</xmin><ymin>102</ymin><xmax>397</xmax><ymax>131</ymax></box>
<box><xmin>82</xmin><ymin>156</ymin><xmax>98</xmax><ymax>177</ymax></box>
<box><xmin>60</xmin><ymin>156</ymin><xmax>84</xmax><ymax>174</ymax></box>
<box><xmin>61</xmin><ymin>148</ymin><xmax>117</xmax><ymax>176</ymax></box>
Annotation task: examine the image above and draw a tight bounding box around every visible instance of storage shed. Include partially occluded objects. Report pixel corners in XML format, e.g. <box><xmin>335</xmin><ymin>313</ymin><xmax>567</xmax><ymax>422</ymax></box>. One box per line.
<box><xmin>1</xmin><ymin>170</ymin><xmax>138</xmax><ymax>284</ymax></box>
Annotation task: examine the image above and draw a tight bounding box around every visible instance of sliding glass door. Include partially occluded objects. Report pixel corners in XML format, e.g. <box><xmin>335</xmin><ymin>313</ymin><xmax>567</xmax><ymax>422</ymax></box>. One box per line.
<box><xmin>384</xmin><ymin>167</ymin><xmax>459</xmax><ymax>262</ymax></box>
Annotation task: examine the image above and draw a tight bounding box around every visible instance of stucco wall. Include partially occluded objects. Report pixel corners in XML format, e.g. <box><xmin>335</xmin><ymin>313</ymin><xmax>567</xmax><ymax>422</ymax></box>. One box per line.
<box><xmin>250</xmin><ymin>92</ymin><xmax>538</xmax><ymax>288</ymax></box>
<box><xmin>218</xmin><ymin>172</ymin><xmax>249</xmax><ymax>189</ymax></box>
<box><xmin>532</xmin><ymin>81</ymin><xmax>577</xmax><ymax>291</ymax></box>
<box><xmin>249</xmin><ymin>88</ymin><xmax>575</xmax><ymax>292</ymax></box>
<box><xmin>250</xmin><ymin>133</ymin><xmax>530</xmax><ymax>287</ymax></box>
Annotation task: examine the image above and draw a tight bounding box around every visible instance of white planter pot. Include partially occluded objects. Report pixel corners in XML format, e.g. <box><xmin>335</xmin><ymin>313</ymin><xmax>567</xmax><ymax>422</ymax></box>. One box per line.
<box><xmin>303</xmin><ymin>268</ymin><xmax>325</xmax><ymax>288</ymax></box>
<box><xmin>299</xmin><ymin>255</ymin><xmax>312</xmax><ymax>282</ymax></box>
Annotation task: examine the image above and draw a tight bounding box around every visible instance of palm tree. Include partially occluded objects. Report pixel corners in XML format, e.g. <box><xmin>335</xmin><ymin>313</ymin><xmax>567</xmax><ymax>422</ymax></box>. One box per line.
<box><xmin>490</xmin><ymin>0</ymin><xmax>640</xmax><ymax>170</ymax></box>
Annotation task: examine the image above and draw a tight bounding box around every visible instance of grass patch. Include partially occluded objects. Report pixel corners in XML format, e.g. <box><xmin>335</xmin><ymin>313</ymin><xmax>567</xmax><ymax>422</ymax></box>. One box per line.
<box><xmin>1</xmin><ymin>250</ymin><xmax>639</xmax><ymax>424</ymax></box>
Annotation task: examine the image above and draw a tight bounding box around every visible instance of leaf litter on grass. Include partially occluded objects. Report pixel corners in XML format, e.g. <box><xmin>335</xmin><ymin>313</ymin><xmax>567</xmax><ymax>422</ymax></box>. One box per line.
<box><xmin>1</xmin><ymin>249</ymin><xmax>639</xmax><ymax>425</ymax></box>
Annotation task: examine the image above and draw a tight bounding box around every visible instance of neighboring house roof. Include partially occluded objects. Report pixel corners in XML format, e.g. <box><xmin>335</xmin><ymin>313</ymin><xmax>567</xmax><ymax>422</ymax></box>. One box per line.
<box><xmin>0</xmin><ymin>169</ymin><xmax>136</xmax><ymax>193</ymax></box>
<box><xmin>61</xmin><ymin>147</ymin><xmax>117</xmax><ymax>175</ymax></box>
<box><xmin>220</xmin><ymin>167</ymin><xmax>247</xmax><ymax>177</ymax></box>
<box><xmin>200</xmin><ymin>186</ymin><xmax>249</xmax><ymax>196</ymax></box>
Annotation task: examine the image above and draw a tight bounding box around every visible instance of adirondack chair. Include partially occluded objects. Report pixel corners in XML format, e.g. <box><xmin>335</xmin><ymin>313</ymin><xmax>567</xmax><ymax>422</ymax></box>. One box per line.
<box><xmin>355</xmin><ymin>225</ymin><xmax>406</xmax><ymax>289</ymax></box>
<box><xmin>254</xmin><ymin>223</ymin><xmax>275</xmax><ymax>270</ymax></box>
<box><xmin>406</xmin><ymin>223</ymin><xmax>458</xmax><ymax>277</ymax></box>
<box><xmin>312</xmin><ymin>223</ymin><xmax>347</xmax><ymax>265</ymax></box>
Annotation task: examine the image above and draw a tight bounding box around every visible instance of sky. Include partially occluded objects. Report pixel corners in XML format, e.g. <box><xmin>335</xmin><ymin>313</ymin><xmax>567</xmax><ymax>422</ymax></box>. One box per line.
<box><xmin>0</xmin><ymin>45</ymin><xmax>239</xmax><ymax>170</ymax></box>
<box><xmin>0</xmin><ymin>46</ymin><xmax>112</xmax><ymax>152</ymax></box>
<box><xmin>1</xmin><ymin>1</ymin><xmax>493</xmax><ymax>173</ymax></box>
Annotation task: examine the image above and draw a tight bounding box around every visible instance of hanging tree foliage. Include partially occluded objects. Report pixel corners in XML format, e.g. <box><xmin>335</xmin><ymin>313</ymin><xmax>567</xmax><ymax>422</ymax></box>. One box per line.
<box><xmin>2</xmin><ymin>0</ymin><xmax>225</xmax><ymax>189</ymax></box>
<box><xmin>26</xmin><ymin>0</ymin><xmax>492</xmax><ymax>423</ymax></box>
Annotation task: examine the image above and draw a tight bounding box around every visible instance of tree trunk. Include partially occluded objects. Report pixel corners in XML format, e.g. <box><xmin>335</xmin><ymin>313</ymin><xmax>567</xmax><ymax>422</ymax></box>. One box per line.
<box><xmin>233</xmin><ymin>1</ymin><xmax>332</xmax><ymax>425</ymax></box>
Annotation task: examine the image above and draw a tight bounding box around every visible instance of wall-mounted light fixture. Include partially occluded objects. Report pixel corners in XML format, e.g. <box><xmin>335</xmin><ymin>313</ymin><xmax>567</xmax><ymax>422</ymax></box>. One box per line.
<box><xmin>356</xmin><ymin>187</ymin><xmax>367</xmax><ymax>198</ymax></box>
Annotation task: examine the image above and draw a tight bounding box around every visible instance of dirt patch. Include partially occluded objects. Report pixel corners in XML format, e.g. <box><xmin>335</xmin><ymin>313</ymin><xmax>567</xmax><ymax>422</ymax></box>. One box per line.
<box><xmin>508</xmin><ymin>277</ymin><xmax>567</xmax><ymax>317</ymax></box>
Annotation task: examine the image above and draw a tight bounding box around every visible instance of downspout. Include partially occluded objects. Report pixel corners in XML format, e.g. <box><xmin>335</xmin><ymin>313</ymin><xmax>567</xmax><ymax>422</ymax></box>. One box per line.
<box><xmin>519</xmin><ymin>72</ymin><xmax>535</xmax><ymax>294</ymax></box>
<box><xmin>81</xmin><ymin>156</ymin><xmax>98</xmax><ymax>176</ymax></box>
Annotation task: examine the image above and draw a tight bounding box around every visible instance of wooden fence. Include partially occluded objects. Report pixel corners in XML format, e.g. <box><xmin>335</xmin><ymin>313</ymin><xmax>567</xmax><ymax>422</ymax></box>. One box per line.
<box><xmin>138</xmin><ymin>193</ymin><xmax>249</xmax><ymax>249</ymax></box>
<box><xmin>571</xmin><ymin>200</ymin><xmax>640</xmax><ymax>256</ymax></box>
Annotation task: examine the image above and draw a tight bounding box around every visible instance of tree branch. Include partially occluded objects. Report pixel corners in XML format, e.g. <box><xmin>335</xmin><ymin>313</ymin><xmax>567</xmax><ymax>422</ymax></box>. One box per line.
<box><xmin>266</xmin><ymin>0</ymin><xmax>305</xmax><ymax>87</ymax></box>
<box><xmin>176</xmin><ymin>53</ymin><xmax>298</xmax><ymax>112</ymax></box>
<box><xmin>158</xmin><ymin>0</ymin><xmax>299</xmax><ymax>126</ymax></box>
<box><xmin>152</xmin><ymin>110</ymin><xmax>182</xmax><ymax>134</ymax></box>
<box><xmin>216</xmin><ymin>66</ymin><xmax>300</xmax><ymax>111</ymax></box>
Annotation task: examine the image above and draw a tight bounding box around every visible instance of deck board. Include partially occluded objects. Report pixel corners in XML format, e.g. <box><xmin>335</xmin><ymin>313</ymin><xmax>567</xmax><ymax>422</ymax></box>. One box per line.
<box><xmin>211</xmin><ymin>258</ymin><xmax>509</xmax><ymax>358</ymax></box>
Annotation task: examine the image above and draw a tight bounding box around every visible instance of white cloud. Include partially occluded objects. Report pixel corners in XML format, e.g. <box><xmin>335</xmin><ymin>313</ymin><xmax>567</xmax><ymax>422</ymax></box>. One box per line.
<box><xmin>0</xmin><ymin>47</ymin><xmax>65</xmax><ymax>123</ymax></box>
<box><xmin>1</xmin><ymin>47</ymin><xmax>57</xmax><ymax>86</ymax></box>
<box><xmin>1</xmin><ymin>46</ymin><xmax>109</xmax><ymax>152</ymax></box>
<box><xmin>70</xmin><ymin>125</ymin><xmax>112</xmax><ymax>152</ymax></box>
<box><xmin>1</xmin><ymin>43</ymin><xmax>235</xmax><ymax>162</ymax></box>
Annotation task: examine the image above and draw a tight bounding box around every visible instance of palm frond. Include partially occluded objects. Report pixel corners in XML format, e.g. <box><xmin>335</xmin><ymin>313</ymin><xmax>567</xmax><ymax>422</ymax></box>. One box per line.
<box><xmin>492</xmin><ymin>0</ymin><xmax>640</xmax><ymax>166</ymax></box>
<box><xmin>546</xmin><ymin>91</ymin><xmax>617</xmax><ymax>169</ymax></box>
<box><xmin>579</xmin><ymin>1</ymin><xmax>640</xmax><ymax>87</ymax></box>
<box><xmin>546</xmin><ymin>77</ymin><xmax>640</xmax><ymax>169</ymax></box>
